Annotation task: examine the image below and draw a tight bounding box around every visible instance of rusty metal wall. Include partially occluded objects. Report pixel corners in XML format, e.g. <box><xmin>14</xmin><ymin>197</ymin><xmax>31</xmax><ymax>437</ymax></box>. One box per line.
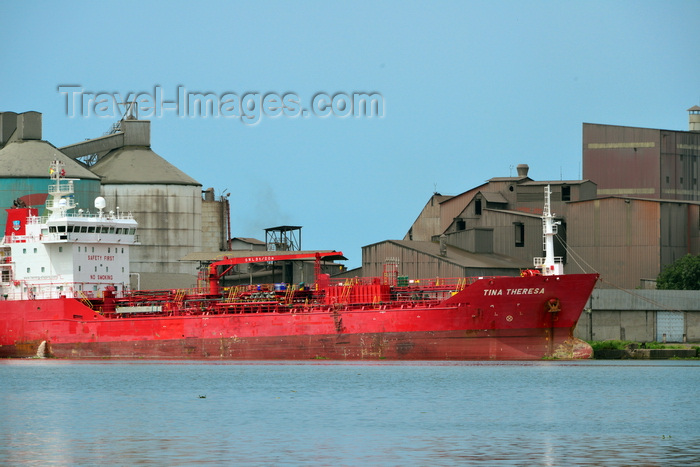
<box><xmin>479</xmin><ymin>210</ymin><xmax>541</xmax><ymax>264</ymax></box>
<box><xmin>689</xmin><ymin>204</ymin><xmax>700</xmax><ymax>252</ymax></box>
<box><xmin>660</xmin><ymin>202</ymin><xmax>696</xmax><ymax>266</ymax></box>
<box><xmin>567</xmin><ymin>198</ymin><xmax>661</xmax><ymax>288</ymax></box>
<box><xmin>583</xmin><ymin>123</ymin><xmax>700</xmax><ymax>201</ymax></box>
<box><xmin>439</xmin><ymin>188</ymin><xmax>479</xmax><ymax>233</ymax></box>
<box><xmin>662</xmin><ymin>130</ymin><xmax>700</xmax><ymax>201</ymax></box>
<box><xmin>403</xmin><ymin>194</ymin><xmax>450</xmax><ymax>241</ymax></box>
<box><xmin>583</xmin><ymin>123</ymin><xmax>662</xmax><ymax>198</ymax></box>
<box><xmin>362</xmin><ymin>242</ymin><xmax>464</xmax><ymax>278</ymax></box>
<box><xmin>361</xmin><ymin>242</ymin><xmax>518</xmax><ymax>280</ymax></box>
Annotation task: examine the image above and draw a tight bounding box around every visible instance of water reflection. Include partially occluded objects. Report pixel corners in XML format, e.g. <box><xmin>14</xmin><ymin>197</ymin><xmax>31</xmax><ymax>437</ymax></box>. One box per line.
<box><xmin>1</xmin><ymin>360</ymin><xmax>699</xmax><ymax>465</ymax></box>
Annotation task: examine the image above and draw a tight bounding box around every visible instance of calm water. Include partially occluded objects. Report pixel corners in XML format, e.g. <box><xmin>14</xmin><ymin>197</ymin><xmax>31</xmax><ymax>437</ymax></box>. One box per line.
<box><xmin>1</xmin><ymin>360</ymin><xmax>699</xmax><ymax>466</ymax></box>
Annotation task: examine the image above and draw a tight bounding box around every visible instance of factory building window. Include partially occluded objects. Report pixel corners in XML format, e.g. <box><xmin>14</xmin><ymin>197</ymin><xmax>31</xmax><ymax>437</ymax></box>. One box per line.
<box><xmin>562</xmin><ymin>186</ymin><xmax>571</xmax><ymax>201</ymax></box>
<box><xmin>475</xmin><ymin>199</ymin><xmax>482</xmax><ymax>215</ymax></box>
<box><xmin>456</xmin><ymin>219</ymin><xmax>466</xmax><ymax>231</ymax></box>
<box><xmin>514</xmin><ymin>223</ymin><xmax>525</xmax><ymax>247</ymax></box>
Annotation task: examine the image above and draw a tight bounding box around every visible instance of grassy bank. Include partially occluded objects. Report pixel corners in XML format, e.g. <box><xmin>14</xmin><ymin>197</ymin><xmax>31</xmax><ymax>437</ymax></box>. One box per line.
<box><xmin>588</xmin><ymin>340</ymin><xmax>700</xmax><ymax>359</ymax></box>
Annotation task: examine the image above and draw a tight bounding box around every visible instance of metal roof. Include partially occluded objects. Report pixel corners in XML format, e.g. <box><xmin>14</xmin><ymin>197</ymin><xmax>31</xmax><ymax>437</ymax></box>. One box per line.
<box><xmin>519</xmin><ymin>179</ymin><xmax>593</xmax><ymax>186</ymax></box>
<box><xmin>180</xmin><ymin>249</ymin><xmax>347</xmax><ymax>262</ymax></box>
<box><xmin>232</xmin><ymin>237</ymin><xmax>266</xmax><ymax>245</ymax></box>
<box><xmin>480</xmin><ymin>191</ymin><xmax>508</xmax><ymax>203</ymax></box>
<box><xmin>264</xmin><ymin>225</ymin><xmax>303</xmax><ymax>232</ymax></box>
<box><xmin>378</xmin><ymin>240</ymin><xmax>530</xmax><ymax>270</ymax></box>
<box><xmin>90</xmin><ymin>146</ymin><xmax>200</xmax><ymax>185</ymax></box>
<box><xmin>0</xmin><ymin>140</ymin><xmax>99</xmax><ymax>180</ymax></box>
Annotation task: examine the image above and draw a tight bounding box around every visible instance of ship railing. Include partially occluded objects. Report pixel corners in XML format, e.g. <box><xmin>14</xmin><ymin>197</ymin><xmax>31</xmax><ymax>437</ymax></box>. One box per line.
<box><xmin>3</xmin><ymin>234</ymin><xmax>34</xmax><ymax>243</ymax></box>
<box><xmin>28</xmin><ymin>212</ymin><xmax>136</xmax><ymax>223</ymax></box>
<box><xmin>327</xmin><ymin>276</ymin><xmax>482</xmax><ymax>291</ymax></box>
<box><xmin>533</xmin><ymin>256</ymin><xmax>564</xmax><ymax>267</ymax></box>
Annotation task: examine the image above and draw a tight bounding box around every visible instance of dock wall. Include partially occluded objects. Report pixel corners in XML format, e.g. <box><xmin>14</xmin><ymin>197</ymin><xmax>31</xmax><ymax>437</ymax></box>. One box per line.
<box><xmin>573</xmin><ymin>289</ymin><xmax>700</xmax><ymax>343</ymax></box>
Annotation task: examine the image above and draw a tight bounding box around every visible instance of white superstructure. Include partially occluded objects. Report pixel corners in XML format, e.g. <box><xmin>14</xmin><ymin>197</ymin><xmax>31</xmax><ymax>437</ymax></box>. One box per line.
<box><xmin>533</xmin><ymin>184</ymin><xmax>564</xmax><ymax>275</ymax></box>
<box><xmin>0</xmin><ymin>160</ymin><xmax>138</xmax><ymax>300</ymax></box>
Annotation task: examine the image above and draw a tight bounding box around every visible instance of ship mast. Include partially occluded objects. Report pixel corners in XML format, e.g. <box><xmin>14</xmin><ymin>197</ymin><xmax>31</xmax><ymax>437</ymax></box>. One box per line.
<box><xmin>46</xmin><ymin>159</ymin><xmax>75</xmax><ymax>219</ymax></box>
<box><xmin>536</xmin><ymin>184</ymin><xmax>563</xmax><ymax>275</ymax></box>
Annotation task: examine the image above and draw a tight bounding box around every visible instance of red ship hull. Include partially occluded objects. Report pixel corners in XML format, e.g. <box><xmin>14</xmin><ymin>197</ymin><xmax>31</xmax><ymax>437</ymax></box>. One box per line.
<box><xmin>0</xmin><ymin>274</ymin><xmax>598</xmax><ymax>360</ymax></box>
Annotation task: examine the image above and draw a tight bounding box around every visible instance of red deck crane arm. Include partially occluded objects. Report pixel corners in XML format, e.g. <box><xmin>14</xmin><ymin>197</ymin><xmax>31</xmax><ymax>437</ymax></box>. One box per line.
<box><xmin>207</xmin><ymin>251</ymin><xmax>344</xmax><ymax>295</ymax></box>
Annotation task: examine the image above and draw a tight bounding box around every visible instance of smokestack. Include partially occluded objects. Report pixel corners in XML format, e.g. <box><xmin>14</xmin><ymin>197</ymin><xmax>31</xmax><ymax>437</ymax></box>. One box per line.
<box><xmin>688</xmin><ymin>106</ymin><xmax>700</xmax><ymax>132</ymax></box>
<box><xmin>516</xmin><ymin>164</ymin><xmax>529</xmax><ymax>177</ymax></box>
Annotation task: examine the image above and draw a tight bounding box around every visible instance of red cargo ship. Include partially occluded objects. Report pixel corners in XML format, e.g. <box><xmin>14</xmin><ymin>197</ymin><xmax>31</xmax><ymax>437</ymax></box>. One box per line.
<box><xmin>1</xmin><ymin>161</ymin><xmax>598</xmax><ymax>360</ymax></box>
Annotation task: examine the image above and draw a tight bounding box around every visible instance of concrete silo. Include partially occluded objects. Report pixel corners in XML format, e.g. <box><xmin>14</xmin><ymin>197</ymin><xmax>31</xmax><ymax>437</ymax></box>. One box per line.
<box><xmin>0</xmin><ymin>111</ymin><xmax>101</xmax><ymax>227</ymax></box>
<box><xmin>79</xmin><ymin>118</ymin><xmax>203</xmax><ymax>289</ymax></box>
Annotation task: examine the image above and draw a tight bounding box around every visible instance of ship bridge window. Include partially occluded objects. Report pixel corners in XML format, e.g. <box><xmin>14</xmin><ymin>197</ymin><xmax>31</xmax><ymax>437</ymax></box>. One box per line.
<box><xmin>109</xmin><ymin>227</ymin><xmax>115</xmax><ymax>234</ymax></box>
<box><xmin>101</xmin><ymin>227</ymin><xmax>109</xmax><ymax>234</ymax></box>
<box><xmin>49</xmin><ymin>226</ymin><xmax>57</xmax><ymax>233</ymax></box>
<box><xmin>81</xmin><ymin>226</ymin><xmax>87</xmax><ymax>233</ymax></box>
<box><xmin>88</xmin><ymin>227</ymin><xmax>96</xmax><ymax>233</ymax></box>
<box><xmin>57</xmin><ymin>226</ymin><xmax>66</xmax><ymax>233</ymax></box>
<box><xmin>116</xmin><ymin>228</ymin><xmax>122</xmax><ymax>234</ymax></box>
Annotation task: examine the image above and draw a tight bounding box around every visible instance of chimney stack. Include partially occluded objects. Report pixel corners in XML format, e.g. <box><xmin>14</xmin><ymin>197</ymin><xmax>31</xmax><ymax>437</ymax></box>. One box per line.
<box><xmin>516</xmin><ymin>164</ymin><xmax>529</xmax><ymax>177</ymax></box>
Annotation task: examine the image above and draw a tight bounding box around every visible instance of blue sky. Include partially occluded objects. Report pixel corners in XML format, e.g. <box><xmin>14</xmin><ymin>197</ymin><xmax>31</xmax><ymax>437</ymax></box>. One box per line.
<box><xmin>2</xmin><ymin>1</ymin><xmax>698</xmax><ymax>269</ymax></box>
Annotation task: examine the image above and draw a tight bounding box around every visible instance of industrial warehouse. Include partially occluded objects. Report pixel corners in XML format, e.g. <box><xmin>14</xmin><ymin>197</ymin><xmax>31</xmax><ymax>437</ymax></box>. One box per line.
<box><xmin>1</xmin><ymin>107</ymin><xmax>699</xmax><ymax>343</ymax></box>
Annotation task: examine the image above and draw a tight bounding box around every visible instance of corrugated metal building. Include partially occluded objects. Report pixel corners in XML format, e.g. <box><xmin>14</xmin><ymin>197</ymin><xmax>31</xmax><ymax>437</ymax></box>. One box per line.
<box><xmin>362</xmin><ymin>239</ymin><xmax>529</xmax><ymax>279</ymax></box>
<box><xmin>583</xmin><ymin>109</ymin><xmax>700</xmax><ymax>201</ymax></box>
<box><xmin>566</xmin><ymin>197</ymin><xmax>700</xmax><ymax>289</ymax></box>
<box><xmin>391</xmin><ymin>163</ymin><xmax>598</xmax><ymax>281</ymax></box>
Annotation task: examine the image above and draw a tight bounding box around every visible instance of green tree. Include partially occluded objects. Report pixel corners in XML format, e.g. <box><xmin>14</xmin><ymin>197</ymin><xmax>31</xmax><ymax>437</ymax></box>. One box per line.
<box><xmin>656</xmin><ymin>254</ymin><xmax>700</xmax><ymax>290</ymax></box>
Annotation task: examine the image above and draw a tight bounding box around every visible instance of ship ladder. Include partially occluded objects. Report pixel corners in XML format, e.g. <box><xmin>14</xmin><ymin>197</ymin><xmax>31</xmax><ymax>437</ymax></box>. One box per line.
<box><xmin>455</xmin><ymin>278</ymin><xmax>467</xmax><ymax>293</ymax></box>
<box><xmin>284</xmin><ymin>286</ymin><xmax>294</xmax><ymax>304</ymax></box>
<box><xmin>77</xmin><ymin>290</ymin><xmax>92</xmax><ymax>308</ymax></box>
<box><xmin>225</xmin><ymin>286</ymin><xmax>237</xmax><ymax>303</ymax></box>
<box><xmin>339</xmin><ymin>283</ymin><xmax>353</xmax><ymax>304</ymax></box>
<box><xmin>174</xmin><ymin>289</ymin><xmax>186</xmax><ymax>303</ymax></box>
